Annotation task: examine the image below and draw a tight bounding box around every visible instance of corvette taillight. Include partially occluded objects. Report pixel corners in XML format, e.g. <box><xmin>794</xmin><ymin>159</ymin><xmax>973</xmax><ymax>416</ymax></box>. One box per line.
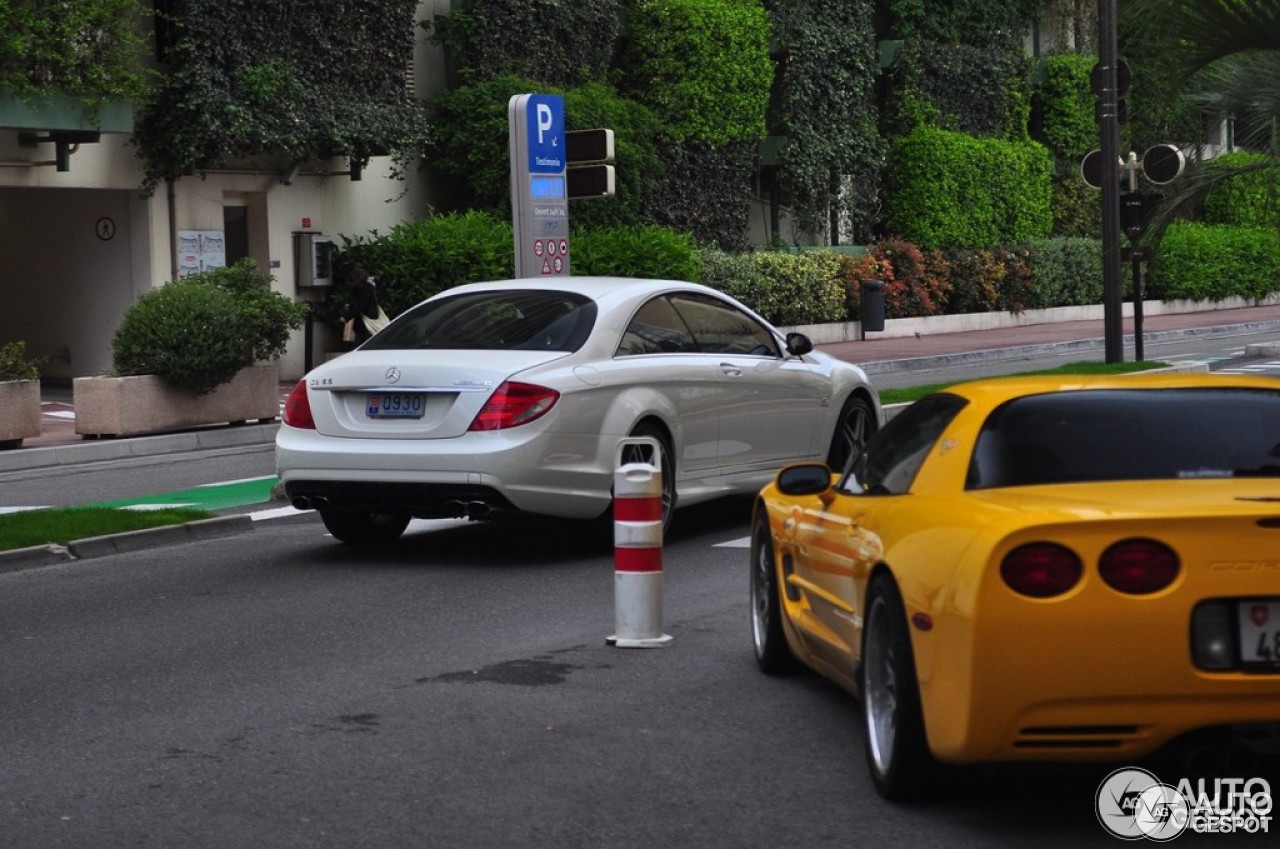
<box><xmin>468</xmin><ymin>381</ymin><xmax>559</xmax><ymax>431</ymax></box>
<box><xmin>282</xmin><ymin>380</ymin><xmax>315</xmax><ymax>429</ymax></box>
<box><xmin>1001</xmin><ymin>543</ymin><xmax>1082</xmax><ymax>598</ymax></box>
<box><xmin>1099</xmin><ymin>538</ymin><xmax>1179</xmax><ymax>594</ymax></box>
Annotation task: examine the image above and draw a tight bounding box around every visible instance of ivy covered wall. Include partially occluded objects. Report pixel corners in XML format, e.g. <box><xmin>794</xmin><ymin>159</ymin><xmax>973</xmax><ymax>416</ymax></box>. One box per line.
<box><xmin>132</xmin><ymin>0</ymin><xmax>431</xmax><ymax>194</ymax></box>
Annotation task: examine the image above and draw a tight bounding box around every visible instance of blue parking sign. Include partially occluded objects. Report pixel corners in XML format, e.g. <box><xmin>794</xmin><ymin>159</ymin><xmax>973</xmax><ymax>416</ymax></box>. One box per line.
<box><xmin>526</xmin><ymin>94</ymin><xmax>564</xmax><ymax>174</ymax></box>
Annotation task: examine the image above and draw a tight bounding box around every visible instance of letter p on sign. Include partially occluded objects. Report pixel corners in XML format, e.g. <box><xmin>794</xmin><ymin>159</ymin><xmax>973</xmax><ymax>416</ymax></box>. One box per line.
<box><xmin>536</xmin><ymin>104</ymin><xmax>553</xmax><ymax>143</ymax></box>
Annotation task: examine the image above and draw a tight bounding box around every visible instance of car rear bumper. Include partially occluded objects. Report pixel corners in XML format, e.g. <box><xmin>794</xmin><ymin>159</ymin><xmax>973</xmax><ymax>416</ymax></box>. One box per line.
<box><xmin>275</xmin><ymin>425</ymin><xmax>613</xmax><ymax>519</ymax></box>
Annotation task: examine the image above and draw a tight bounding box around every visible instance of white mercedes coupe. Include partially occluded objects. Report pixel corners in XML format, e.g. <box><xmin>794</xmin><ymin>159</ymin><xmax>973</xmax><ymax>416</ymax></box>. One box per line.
<box><xmin>276</xmin><ymin>277</ymin><xmax>881</xmax><ymax>544</ymax></box>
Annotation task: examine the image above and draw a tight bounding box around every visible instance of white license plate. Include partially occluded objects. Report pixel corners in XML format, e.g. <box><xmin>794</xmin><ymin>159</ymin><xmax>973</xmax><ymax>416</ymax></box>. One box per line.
<box><xmin>366</xmin><ymin>393</ymin><xmax>425</xmax><ymax>419</ymax></box>
<box><xmin>1237</xmin><ymin>600</ymin><xmax>1280</xmax><ymax>666</ymax></box>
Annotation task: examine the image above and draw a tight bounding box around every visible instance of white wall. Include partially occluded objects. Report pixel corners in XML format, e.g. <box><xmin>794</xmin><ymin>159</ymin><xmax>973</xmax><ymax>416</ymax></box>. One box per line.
<box><xmin>0</xmin><ymin>185</ymin><xmax>151</xmax><ymax>379</ymax></box>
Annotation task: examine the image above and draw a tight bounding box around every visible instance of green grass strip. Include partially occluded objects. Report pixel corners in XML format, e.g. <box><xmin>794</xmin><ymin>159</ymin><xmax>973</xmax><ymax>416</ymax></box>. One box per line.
<box><xmin>0</xmin><ymin>506</ymin><xmax>214</xmax><ymax>552</ymax></box>
<box><xmin>878</xmin><ymin>360</ymin><xmax>1169</xmax><ymax>406</ymax></box>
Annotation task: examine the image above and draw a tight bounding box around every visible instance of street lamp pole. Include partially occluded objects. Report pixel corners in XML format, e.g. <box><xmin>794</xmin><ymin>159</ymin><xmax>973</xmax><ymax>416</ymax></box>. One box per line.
<box><xmin>1097</xmin><ymin>0</ymin><xmax>1125</xmax><ymax>363</ymax></box>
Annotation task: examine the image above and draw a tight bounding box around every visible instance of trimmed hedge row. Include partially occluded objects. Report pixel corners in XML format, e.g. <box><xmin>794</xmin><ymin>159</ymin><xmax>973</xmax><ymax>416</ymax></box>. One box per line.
<box><xmin>1149</xmin><ymin>222</ymin><xmax>1280</xmax><ymax>302</ymax></box>
<box><xmin>329</xmin><ymin>218</ymin><xmax>1280</xmax><ymax>332</ymax></box>
<box><xmin>882</xmin><ymin>127</ymin><xmax>1053</xmax><ymax>250</ymax></box>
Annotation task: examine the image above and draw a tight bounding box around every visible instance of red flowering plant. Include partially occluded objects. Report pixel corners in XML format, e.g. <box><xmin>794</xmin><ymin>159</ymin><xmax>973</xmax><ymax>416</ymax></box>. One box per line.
<box><xmin>837</xmin><ymin>252</ymin><xmax>895</xmax><ymax>322</ymax></box>
<box><xmin>872</xmin><ymin>237</ymin><xmax>950</xmax><ymax>319</ymax></box>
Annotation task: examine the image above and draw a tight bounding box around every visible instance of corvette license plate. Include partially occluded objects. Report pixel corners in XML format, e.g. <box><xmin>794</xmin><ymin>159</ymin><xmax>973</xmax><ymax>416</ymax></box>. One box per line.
<box><xmin>367</xmin><ymin>393</ymin><xmax>425</xmax><ymax>419</ymax></box>
<box><xmin>1238</xmin><ymin>600</ymin><xmax>1280</xmax><ymax>667</ymax></box>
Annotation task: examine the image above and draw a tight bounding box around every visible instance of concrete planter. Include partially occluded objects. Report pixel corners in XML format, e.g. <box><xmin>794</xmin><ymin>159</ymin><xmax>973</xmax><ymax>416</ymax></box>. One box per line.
<box><xmin>0</xmin><ymin>380</ymin><xmax>41</xmax><ymax>448</ymax></box>
<box><xmin>74</xmin><ymin>364</ymin><xmax>280</xmax><ymax>438</ymax></box>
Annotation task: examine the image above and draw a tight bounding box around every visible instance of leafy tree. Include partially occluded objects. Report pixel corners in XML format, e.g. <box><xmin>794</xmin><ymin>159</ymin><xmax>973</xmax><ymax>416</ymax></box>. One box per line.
<box><xmin>0</xmin><ymin>0</ymin><xmax>149</xmax><ymax>104</ymax></box>
<box><xmin>1119</xmin><ymin>0</ymin><xmax>1280</xmax><ymax>248</ymax></box>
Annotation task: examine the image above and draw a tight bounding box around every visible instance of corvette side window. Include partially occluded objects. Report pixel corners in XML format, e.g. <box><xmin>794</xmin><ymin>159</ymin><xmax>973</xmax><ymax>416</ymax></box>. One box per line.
<box><xmin>617</xmin><ymin>297</ymin><xmax>698</xmax><ymax>356</ymax></box>
<box><xmin>842</xmin><ymin>394</ymin><xmax>966</xmax><ymax>495</ymax></box>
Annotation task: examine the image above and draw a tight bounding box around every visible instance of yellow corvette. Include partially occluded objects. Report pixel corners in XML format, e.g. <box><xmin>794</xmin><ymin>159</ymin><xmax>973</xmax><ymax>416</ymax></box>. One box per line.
<box><xmin>750</xmin><ymin>373</ymin><xmax>1280</xmax><ymax>800</ymax></box>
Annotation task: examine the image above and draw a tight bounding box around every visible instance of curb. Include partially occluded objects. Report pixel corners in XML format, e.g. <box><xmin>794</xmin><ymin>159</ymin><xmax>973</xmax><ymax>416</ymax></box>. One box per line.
<box><xmin>0</xmin><ymin>422</ymin><xmax>279</xmax><ymax>475</ymax></box>
<box><xmin>0</xmin><ymin>515</ymin><xmax>254</xmax><ymax>575</ymax></box>
<box><xmin>859</xmin><ymin>321</ymin><xmax>1280</xmax><ymax>375</ymax></box>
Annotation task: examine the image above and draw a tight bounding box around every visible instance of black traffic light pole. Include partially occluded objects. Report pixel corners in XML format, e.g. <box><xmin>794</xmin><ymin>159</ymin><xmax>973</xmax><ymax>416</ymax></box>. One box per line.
<box><xmin>1097</xmin><ymin>0</ymin><xmax>1125</xmax><ymax>364</ymax></box>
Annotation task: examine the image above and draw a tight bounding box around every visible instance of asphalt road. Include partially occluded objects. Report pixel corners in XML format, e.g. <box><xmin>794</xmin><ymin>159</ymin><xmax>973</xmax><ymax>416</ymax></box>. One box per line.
<box><xmin>3</xmin><ymin>503</ymin><xmax>1275</xmax><ymax>849</ymax></box>
<box><xmin>3</xmin><ymin>334</ymin><xmax>1278</xmax><ymax>847</ymax></box>
<box><xmin>870</xmin><ymin>325</ymin><xmax>1280</xmax><ymax>389</ymax></box>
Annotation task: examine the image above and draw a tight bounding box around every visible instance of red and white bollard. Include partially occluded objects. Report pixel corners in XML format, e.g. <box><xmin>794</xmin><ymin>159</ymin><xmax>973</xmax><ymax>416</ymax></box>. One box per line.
<box><xmin>607</xmin><ymin>436</ymin><xmax>674</xmax><ymax>648</ymax></box>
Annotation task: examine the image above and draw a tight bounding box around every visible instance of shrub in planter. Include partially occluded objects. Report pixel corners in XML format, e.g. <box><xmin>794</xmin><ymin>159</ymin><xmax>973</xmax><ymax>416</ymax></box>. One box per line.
<box><xmin>0</xmin><ymin>341</ymin><xmax>44</xmax><ymax>448</ymax></box>
<box><xmin>0</xmin><ymin>340</ymin><xmax>42</xmax><ymax>382</ymax></box>
<box><xmin>193</xmin><ymin>259</ymin><xmax>304</xmax><ymax>362</ymax></box>
<box><xmin>112</xmin><ymin>262</ymin><xmax>305</xmax><ymax>394</ymax></box>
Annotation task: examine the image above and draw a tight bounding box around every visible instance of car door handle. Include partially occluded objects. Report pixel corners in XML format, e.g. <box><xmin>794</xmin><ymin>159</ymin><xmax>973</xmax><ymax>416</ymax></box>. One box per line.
<box><xmin>719</xmin><ymin>363</ymin><xmax>742</xmax><ymax>377</ymax></box>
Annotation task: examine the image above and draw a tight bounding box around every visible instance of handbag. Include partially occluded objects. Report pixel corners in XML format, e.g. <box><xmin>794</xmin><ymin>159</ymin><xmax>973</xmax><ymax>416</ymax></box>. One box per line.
<box><xmin>362</xmin><ymin>306</ymin><xmax>391</xmax><ymax>336</ymax></box>
<box><xmin>341</xmin><ymin>318</ymin><xmax>356</xmax><ymax>343</ymax></box>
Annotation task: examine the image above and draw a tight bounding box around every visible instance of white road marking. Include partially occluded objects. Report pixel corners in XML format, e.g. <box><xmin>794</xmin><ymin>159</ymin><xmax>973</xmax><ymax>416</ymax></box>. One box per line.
<box><xmin>198</xmin><ymin>475</ymin><xmax>276</xmax><ymax>488</ymax></box>
<box><xmin>250</xmin><ymin>505</ymin><xmax>306</xmax><ymax>521</ymax></box>
<box><xmin>715</xmin><ymin>536</ymin><xmax>750</xmax><ymax>549</ymax></box>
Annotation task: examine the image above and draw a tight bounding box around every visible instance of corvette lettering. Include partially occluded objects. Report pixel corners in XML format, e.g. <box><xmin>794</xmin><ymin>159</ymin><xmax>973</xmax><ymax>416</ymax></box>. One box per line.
<box><xmin>1209</xmin><ymin>561</ymin><xmax>1280</xmax><ymax>572</ymax></box>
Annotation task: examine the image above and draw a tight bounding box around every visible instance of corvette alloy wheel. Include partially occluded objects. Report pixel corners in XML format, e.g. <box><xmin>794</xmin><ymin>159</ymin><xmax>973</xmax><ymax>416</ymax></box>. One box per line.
<box><xmin>750</xmin><ymin>509</ymin><xmax>797</xmax><ymax>673</ymax></box>
<box><xmin>862</xmin><ymin>575</ymin><xmax>937</xmax><ymax>800</ymax></box>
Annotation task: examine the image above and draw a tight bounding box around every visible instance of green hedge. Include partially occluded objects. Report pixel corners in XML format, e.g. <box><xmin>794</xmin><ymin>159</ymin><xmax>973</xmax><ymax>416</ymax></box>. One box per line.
<box><xmin>1025</xmin><ymin>237</ymin><xmax>1104</xmax><ymax>308</ymax></box>
<box><xmin>1150</xmin><ymin>222</ymin><xmax>1280</xmax><ymax>302</ymax></box>
<box><xmin>1200</xmin><ymin>152</ymin><xmax>1280</xmax><ymax>229</ymax></box>
<box><xmin>571</xmin><ymin>226</ymin><xmax>701</xmax><ymax>281</ymax></box>
<box><xmin>698</xmin><ymin>248</ymin><xmax>845</xmax><ymax>326</ymax></box>
<box><xmin>883</xmin><ymin>126</ymin><xmax>1053</xmax><ymax>250</ymax></box>
<box><xmin>331</xmin><ymin>211</ymin><xmax>515</xmax><ymax>321</ymax></box>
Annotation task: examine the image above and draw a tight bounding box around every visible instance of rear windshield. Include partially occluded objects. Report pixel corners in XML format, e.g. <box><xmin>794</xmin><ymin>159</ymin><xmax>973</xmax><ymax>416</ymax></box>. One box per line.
<box><xmin>968</xmin><ymin>388</ymin><xmax>1280</xmax><ymax>489</ymax></box>
<box><xmin>363</xmin><ymin>290</ymin><xmax>597</xmax><ymax>352</ymax></box>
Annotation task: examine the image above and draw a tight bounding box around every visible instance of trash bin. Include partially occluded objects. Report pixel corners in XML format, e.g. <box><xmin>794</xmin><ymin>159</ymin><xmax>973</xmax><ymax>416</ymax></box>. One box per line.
<box><xmin>860</xmin><ymin>279</ymin><xmax>886</xmax><ymax>335</ymax></box>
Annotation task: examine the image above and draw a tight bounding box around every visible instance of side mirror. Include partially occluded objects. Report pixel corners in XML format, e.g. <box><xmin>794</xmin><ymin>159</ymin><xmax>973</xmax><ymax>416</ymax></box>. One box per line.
<box><xmin>776</xmin><ymin>463</ymin><xmax>833</xmax><ymax>496</ymax></box>
<box><xmin>785</xmin><ymin>332</ymin><xmax>813</xmax><ymax>356</ymax></box>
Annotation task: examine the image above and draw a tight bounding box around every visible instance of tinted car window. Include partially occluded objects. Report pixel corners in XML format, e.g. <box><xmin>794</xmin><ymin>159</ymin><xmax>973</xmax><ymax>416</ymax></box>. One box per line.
<box><xmin>617</xmin><ymin>296</ymin><xmax>698</xmax><ymax>356</ymax></box>
<box><xmin>841</xmin><ymin>393</ymin><xmax>967</xmax><ymax>495</ymax></box>
<box><xmin>669</xmin><ymin>293</ymin><xmax>780</xmax><ymax>357</ymax></box>
<box><xmin>969</xmin><ymin>388</ymin><xmax>1280</xmax><ymax>489</ymax></box>
<box><xmin>365</xmin><ymin>290</ymin><xmax>596</xmax><ymax>352</ymax></box>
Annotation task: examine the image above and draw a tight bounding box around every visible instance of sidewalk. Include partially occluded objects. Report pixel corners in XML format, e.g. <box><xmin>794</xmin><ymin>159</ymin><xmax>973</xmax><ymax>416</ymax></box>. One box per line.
<box><xmin>5</xmin><ymin>301</ymin><xmax>1280</xmax><ymax>475</ymax></box>
<box><xmin>824</xmin><ymin>301</ymin><xmax>1280</xmax><ymax>373</ymax></box>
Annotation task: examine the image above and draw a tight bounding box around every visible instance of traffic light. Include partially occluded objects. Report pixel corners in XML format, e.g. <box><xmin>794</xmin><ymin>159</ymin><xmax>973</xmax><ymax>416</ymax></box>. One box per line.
<box><xmin>566</xmin><ymin>129</ymin><xmax>615</xmax><ymax>200</ymax></box>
